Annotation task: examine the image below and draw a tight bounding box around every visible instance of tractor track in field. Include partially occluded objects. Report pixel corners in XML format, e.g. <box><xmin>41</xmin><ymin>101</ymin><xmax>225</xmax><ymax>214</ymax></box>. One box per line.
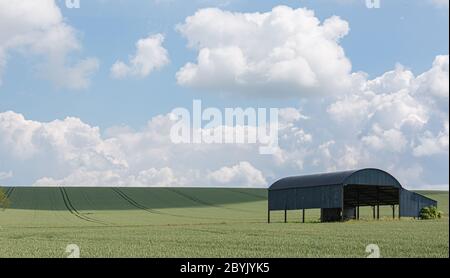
<box><xmin>228</xmin><ymin>189</ymin><xmax>266</xmax><ymax>200</ymax></box>
<box><xmin>111</xmin><ymin>188</ymin><xmax>165</xmax><ymax>215</ymax></box>
<box><xmin>111</xmin><ymin>188</ymin><xmax>235</xmax><ymax>220</ymax></box>
<box><xmin>59</xmin><ymin>187</ymin><xmax>110</xmax><ymax>226</ymax></box>
<box><xmin>169</xmin><ymin>189</ymin><xmax>254</xmax><ymax>213</ymax></box>
<box><xmin>5</xmin><ymin>187</ymin><xmax>15</xmax><ymax>199</ymax></box>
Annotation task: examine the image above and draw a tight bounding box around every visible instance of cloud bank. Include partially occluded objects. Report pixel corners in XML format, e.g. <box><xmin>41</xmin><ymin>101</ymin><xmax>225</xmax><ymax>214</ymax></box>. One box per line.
<box><xmin>0</xmin><ymin>54</ymin><xmax>448</xmax><ymax>188</ymax></box>
<box><xmin>0</xmin><ymin>5</ymin><xmax>447</xmax><ymax>189</ymax></box>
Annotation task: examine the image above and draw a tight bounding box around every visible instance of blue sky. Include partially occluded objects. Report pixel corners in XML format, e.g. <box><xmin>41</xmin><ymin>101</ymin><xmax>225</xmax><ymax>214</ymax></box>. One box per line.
<box><xmin>0</xmin><ymin>0</ymin><xmax>448</xmax><ymax>188</ymax></box>
<box><xmin>1</xmin><ymin>0</ymin><xmax>448</xmax><ymax>127</ymax></box>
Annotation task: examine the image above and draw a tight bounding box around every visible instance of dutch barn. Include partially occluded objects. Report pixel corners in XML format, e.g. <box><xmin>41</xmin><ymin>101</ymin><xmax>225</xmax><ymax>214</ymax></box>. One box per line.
<box><xmin>268</xmin><ymin>168</ymin><xmax>437</xmax><ymax>223</ymax></box>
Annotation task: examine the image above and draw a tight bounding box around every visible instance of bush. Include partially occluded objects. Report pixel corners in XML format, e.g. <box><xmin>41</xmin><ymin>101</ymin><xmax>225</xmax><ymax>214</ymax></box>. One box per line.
<box><xmin>420</xmin><ymin>206</ymin><xmax>443</xmax><ymax>220</ymax></box>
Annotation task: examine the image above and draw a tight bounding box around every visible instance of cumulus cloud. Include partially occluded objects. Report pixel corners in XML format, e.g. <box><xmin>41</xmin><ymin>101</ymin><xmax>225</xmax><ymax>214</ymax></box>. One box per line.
<box><xmin>111</xmin><ymin>34</ymin><xmax>169</xmax><ymax>79</ymax></box>
<box><xmin>36</xmin><ymin>167</ymin><xmax>179</xmax><ymax>187</ymax></box>
<box><xmin>413</xmin><ymin>121</ymin><xmax>449</xmax><ymax>157</ymax></box>
<box><xmin>321</xmin><ymin>55</ymin><xmax>449</xmax><ymax>187</ymax></box>
<box><xmin>0</xmin><ymin>0</ymin><xmax>98</xmax><ymax>89</ymax></box>
<box><xmin>362</xmin><ymin>125</ymin><xmax>407</xmax><ymax>153</ymax></box>
<box><xmin>414</xmin><ymin>55</ymin><xmax>449</xmax><ymax>99</ymax></box>
<box><xmin>0</xmin><ymin>171</ymin><xmax>13</xmax><ymax>181</ymax></box>
<box><xmin>0</xmin><ymin>110</ymin><xmax>273</xmax><ymax>187</ymax></box>
<box><xmin>207</xmin><ymin>161</ymin><xmax>266</xmax><ymax>187</ymax></box>
<box><xmin>327</xmin><ymin>63</ymin><xmax>434</xmax><ymax>157</ymax></box>
<box><xmin>2</xmin><ymin>53</ymin><xmax>448</xmax><ymax>189</ymax></box>
<box><xmin>176</xmin><ymin>6</ymin><xmax>353</xmax><ymax>97</ymax></box>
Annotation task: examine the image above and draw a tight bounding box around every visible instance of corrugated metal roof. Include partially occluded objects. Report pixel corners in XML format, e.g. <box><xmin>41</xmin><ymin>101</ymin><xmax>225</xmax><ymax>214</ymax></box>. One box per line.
<box><xmin>269</xmin><ymin>168</ymin><xmax>402</xmax><ymax>190</ymax></box>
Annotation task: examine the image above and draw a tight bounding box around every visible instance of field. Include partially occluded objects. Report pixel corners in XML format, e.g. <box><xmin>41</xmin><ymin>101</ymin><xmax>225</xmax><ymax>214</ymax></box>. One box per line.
<box><xmin>0</xmin><ymin>187</ymin><xmax>448</xmax><ymax>258</ymax></box>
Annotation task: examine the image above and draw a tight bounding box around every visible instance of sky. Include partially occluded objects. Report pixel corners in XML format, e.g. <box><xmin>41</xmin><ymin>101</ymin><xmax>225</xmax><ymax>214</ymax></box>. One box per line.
<box><xmin>0</xmin><ymin>0</ymin><xmax>448</xmax><ymax>189</ymax></box>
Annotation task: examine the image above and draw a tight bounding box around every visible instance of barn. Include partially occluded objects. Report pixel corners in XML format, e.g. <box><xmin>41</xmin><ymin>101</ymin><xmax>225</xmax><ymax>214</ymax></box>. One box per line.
<box><xmin>268</xmin><ymin>168</ymin><xmax>437</xmax><ymax>222</ymax></box>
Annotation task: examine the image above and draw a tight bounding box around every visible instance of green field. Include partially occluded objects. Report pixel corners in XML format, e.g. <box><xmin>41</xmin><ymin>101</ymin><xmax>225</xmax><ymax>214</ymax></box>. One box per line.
<box><xmin>0</xmin><ymin>187</ymin><xmax>448</xmax><ymax>258</ymax></box>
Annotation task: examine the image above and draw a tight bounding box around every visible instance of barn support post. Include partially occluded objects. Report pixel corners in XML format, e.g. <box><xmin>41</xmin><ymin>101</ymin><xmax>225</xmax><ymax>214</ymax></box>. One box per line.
<box><xmin>417</xmin><ymin>201</ymin><xmax>420</xmax><ymax>219</ymax></box>
<box><xmin>284</xmin><ymin>209</ymin><xmax>287</xmax><ymax>223</ymax></box>
<box><xmin>356</xmin><ymin>188</ymin><xmax>360</xmax><ymax>220</ymax></box>
<box><xmin>392</xmin><ymin>205</ymin><xmax>395</xmax><ymax>219</ymax></box>
<box><xmin>302</xmin><ymin>209</ymin><xmax>305</xmax><ymax>223</ymax></box>
<box><xmin>372</xmin><ymin>206</ymin><xmax>375</xmax><ymax>219</ymax></box>
<box><xmin>267</xmin><ymin>208</ymin><xmax>270</xmax><ymax>223</ymax></box>
<box><xmin>341</xmin><ymin>186</ymin><xmax>344</xmax><ymax>222</ymax></box>
<box><xmin>376</xmin><ymin>186</ymin><xmax>380</xmax><ymax>220</ymax></box>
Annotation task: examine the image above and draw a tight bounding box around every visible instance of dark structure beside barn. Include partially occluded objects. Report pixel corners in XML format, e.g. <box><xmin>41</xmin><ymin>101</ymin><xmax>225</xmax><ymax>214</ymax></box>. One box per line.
<box><xmin>268</xmin><ymin>168</ymin><xmax>437</xmax><ymax>223</ymax></box>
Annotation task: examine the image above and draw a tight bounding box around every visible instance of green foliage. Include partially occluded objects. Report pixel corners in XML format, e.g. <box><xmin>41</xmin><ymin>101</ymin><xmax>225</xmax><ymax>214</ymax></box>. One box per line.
<box><xmin>420</xmin><ymin>206</ymin><xmax>443</xmax><ymax>220</ymax></box>
<box><xmin>0</xmin><ymin>187</ymin><xmax>11</xmax><ymax>210</ymax></box>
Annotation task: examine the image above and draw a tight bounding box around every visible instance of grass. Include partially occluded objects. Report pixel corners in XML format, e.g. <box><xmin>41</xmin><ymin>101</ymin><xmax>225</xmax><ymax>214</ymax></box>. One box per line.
<box><xmin>0</xmin><ymin>187</ymin><xmax>448</xmax><ymax>258</ymax></box>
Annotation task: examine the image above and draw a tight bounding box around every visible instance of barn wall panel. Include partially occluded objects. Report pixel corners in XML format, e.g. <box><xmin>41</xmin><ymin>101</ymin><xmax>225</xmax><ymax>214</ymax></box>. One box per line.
<box><xmin>269</xmin><ymin>185</ymin><xmax>342</xmax><ymax>210</ymax></box>
<box><xmin>400</xmin><ymin>189</ymin><xmax>437</xmax><ymax>217</ymax></box>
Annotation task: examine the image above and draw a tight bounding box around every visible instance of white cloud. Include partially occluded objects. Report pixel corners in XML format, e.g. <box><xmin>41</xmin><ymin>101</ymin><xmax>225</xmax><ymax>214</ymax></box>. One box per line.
<box><xmin>414</xmin><ymin>55</ymin><xmax>449</xmax><ymax>99</ymax></box>
<box><xmin>328</xmin><ymin>87</ymin><xmax>429</xmax><ymax>133</ymax></box>
<box><xmin>111</xmin><ymin>34</ymin><xmax>169</xmax><ymax>79</ymax></box>
<box><xmin>362</xmin><ymin>125</ymin><xmax>407</xmax><ymax>153</ymax></box>
<box><xmin>413</xmin><ymin>121</ymin><xmax>449</xmax><ymax>157</ymax></box>
<box><xmin>393</xmin><ymin>164</ymin><xmax>425</xmax><ymax>189</ymax></box>
<box><xmin>0</xmin><ymin>171</ymin><xmax>13</xmax><ymax>181</ymax></box>
<box><xmin>0</xmin><ymin>69</ymin><xmax>448</xmax><ymax>189</ymax></box>
<box><xmin>0</xmin><ymin>0</ymin><xmax>98</xmax><ymax>89</ymax></box>
<box><xmin>278</xmin><ymin>107</ymin><xmax>308</xmax><ymax>123</ymax></box>
<box><xmin>134</xmin><ymin>167</ymin><xmax>178</xmax><ymax>186</ymax></box>
<box><xmin>176</xmin><ymin>6</ymin><xmax>352</xmax><ymax>97</ymax></box>
<box><xmin>430</xmin><ymin>0</ymin><xmax>449</xmax><ymax>8</ymax></box>
<box><xmin>36</xmin><ymin>167</ymin><xmax>179</xmax><ymax>187</ymax></box>
<box><xmin>0</xmin><ymin>110</ymin><xmax>128</xmax><ymax>180</ymax></box>
<box><xmin>207</xmin><ymin>161</ymin><xmax>266</xmax><ymax>187</ymax></box>
<box><xmin>320</xmin><ymin>55</ymin><xmax>448</xmax><ymax>186</ymax></box>
<box><xmin>0</xmin><ymin>111</ymin><xmax>41</xmax><ymax>159</ymax></box>
<box><xmin>35</xmin><ymin>170</ymin><xmax>123</xmax><ymax>186</ymax></box>
<box><xmin>0</xmin><ymin>110</ymin><xmax>271</xmax><ymax>187</ymax></box>
<box><xmin>327</xmin><ymin>62</ymin><xmax>436</xmax><ymax>158</ymax></box>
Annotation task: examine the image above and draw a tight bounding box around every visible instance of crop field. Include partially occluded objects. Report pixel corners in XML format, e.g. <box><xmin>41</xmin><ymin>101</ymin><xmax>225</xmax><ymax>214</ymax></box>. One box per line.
<box><xmin>0</xmin><ymin>187</ymin><xmax>448</xmax><ymax>258</ymax></box>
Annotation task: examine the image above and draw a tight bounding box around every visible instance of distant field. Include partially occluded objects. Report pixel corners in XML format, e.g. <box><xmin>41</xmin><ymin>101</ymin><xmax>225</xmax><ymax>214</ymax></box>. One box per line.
<box><xmin>0</xmin><ymin>187</ymin><xmax>448</xmax><ymax>258</ymax></box>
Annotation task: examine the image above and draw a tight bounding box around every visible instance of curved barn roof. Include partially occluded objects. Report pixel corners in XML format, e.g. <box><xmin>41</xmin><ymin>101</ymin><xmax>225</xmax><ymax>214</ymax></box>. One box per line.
<box><xmin>269</xmin><ymin>168</ymin><xmax>402</xmax><ymax>190</ymax></box>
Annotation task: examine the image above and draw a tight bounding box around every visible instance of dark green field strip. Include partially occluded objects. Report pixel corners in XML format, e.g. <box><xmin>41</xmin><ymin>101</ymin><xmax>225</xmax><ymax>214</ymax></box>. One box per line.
<box><xmin>117</xmin><ymin>187</ymin><xmax>266</xmax><ymax>210</ymax></box>
<box><xmin>167</xmin><ymin>188</ymin><xmax>258</xmax><ymax>213</ymax></box>
<box><xmin>59</xmin><ymin>188</ymin><xmax>110</xmax><ymax>226</ymax></box>
<box><xmin>170</xmin><ymin>189</ymin><xmax>221</xmax><ymax>207</ymax></box>
<box><xmin>6</xmin><ymin>187</ymin><xmax>445</xmax><ymax>218</ymax></box>
<box><xmin>6</xmin><ymin>187</ymin><xmax>269</xmax><ymax>210</ymax></box>
<box><xmin>111</xmin><ymin>188</ymin><xmax>240</xmax><ymax>221</ymax></box>
<box><xmin>228</xmin><ymin>188</ymin><xmax>267</xmax><ymax>200</ymax></box>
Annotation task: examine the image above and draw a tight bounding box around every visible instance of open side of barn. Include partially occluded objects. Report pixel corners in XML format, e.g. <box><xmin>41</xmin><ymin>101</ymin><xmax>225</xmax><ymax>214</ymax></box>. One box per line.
<box><xmin>268</xmin><ymin>168</ymin><xmax>437</xmax><ymax>223</ymax></box>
